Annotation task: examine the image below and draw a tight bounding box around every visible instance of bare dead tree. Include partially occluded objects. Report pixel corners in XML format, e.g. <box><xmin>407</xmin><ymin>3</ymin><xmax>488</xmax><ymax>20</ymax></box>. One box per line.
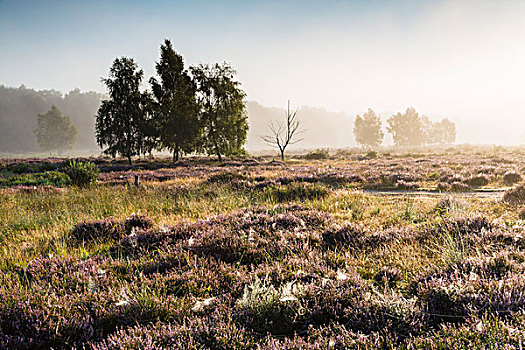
<box><xmin>261</xmin><ymin>100</ymin><xmax>303</xmax><ymax>161</ymax></box>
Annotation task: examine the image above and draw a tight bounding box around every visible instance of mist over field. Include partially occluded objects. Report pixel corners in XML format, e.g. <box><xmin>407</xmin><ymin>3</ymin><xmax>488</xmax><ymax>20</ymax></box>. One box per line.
<box><xmin>1</xmin><ymin>0</ymin><xmax>525</xmax><ymax>154</ymax></box>
<box><xmin>0</xmin><ymin>84</ymin><xmax>519</xmax><ymax>155</ymax></box>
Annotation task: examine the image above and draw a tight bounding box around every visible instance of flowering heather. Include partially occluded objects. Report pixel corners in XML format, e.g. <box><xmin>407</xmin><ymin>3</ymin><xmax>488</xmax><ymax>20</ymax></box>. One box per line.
<box><xmin>4</xmin><ymin>150</ymin><xmax>525</xmax><ymax>349</ymax></box>
<box><xmin>2</xmin><ymin>152</ymin><xmax>523</xmax><ymax>193</ymax></box>
<box><xmin>414</xmin><ymin>251</ymin><xmax>525</xmax><ymax>326</ymax></box>
<box><xmin>70</xmin><ymin>214</ymin><xmax>154</xmax><ymax>243</ymax></box>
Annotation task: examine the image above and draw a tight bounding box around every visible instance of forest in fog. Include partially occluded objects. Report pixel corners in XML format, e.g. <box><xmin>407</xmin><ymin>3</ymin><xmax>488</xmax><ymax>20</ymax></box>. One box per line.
<box><xmin>0</xmin><ymin>84</ymin><xmax>460</xmax><ymax>155</ymax></box>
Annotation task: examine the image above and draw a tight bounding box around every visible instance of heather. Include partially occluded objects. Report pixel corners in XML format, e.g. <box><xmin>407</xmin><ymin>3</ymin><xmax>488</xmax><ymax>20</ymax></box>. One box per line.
<box><xmin>2</xmin><ymin>150</ymin><xmax>525</xmax><ymax>348</ymax></box>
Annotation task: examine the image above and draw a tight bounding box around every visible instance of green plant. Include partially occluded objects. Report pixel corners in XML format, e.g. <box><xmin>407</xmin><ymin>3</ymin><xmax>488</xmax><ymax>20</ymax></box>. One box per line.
<box><xmin>0</xmin><ymin>171</ymin><xmax>71</xmax><ymax>187</ymax></box>
<box><xmin>63</xmin><ymin>161</ymin><xmax>99</xmax><ymax>187</ymax></box>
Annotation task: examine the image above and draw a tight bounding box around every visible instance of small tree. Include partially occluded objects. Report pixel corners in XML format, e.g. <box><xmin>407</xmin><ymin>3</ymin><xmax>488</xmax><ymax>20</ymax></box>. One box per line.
<box><xmin>262</xmin><ymin>100</ymin><xmax>303</xmax><ymax>161</ymax></box>
<box><xmin>387</xmin><ymin>107</ymin><xmax>426</xmax><ymax>147</ymax></box>
<box><xmin>191</xmin><ymin>62</ymin><xmax>248</xmax><ymax>161</ymax></box>
<box><xmin>353</xmin><ymin>108</ymin><xmax>383</xmax><ymax>149</ymax></box>
<box><xmin>34</xmin><ymin>105</ymin><xmax>77</xmax><ymax>155</ymax></box>
<box><xmin>150</xmin><ymin>39</ymin><xmax>199</xmax><ymax>162</ymax></box>
<box><xmin>95</xmin><ymin>57</ymin><xmax>152</xmax><ymax>164</ymax></box>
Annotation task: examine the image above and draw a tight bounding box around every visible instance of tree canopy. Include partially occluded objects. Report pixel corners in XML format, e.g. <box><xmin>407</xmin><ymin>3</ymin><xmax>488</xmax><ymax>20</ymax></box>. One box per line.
<box><xmin>95</xmin><ymin>57</ymin><xmax>152</xmax><ymax>164</ymax></box>
<box><xmin>150</xmin><ymin>39</ymin><xmax>199</xmax><ymax>162</ymax></box>
<box><xmin>34</xmin><ymin>105</ymin><xmax>77</xmax><ymax>154</ymax></box>
<box><xmin>191</xmin><ymin>63</ymin><xmax>248</xmax><ymax>161</ymax></box>
<box><xmin>353</xmin><ymin>108</ymin><xmax>383</xmax><ymax>149</ymax></box>
<box><xmin>387</xmin><ymin>107</ymin><xmax>426</xmax><ymax>147</ymax></box>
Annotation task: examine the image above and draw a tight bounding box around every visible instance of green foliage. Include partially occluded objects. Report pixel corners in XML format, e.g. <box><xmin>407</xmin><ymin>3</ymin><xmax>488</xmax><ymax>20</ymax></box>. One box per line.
<box><xmin>150</xmin><ymin>40</ymin><xmax>200</xmax><ymax>162</ymax></box>
<box><xmin>387</xmin><ymin>107</ymin><xmax>426</xmax><ymax>147</ymax></box>
<box><xmin>63</xmin><ymin>161</ymin><xmax>99</xmax><ymax>187</ymax></box>
<box><xmin>0</xmin><ymin>171</ymin><xmax>70</xmax><ymax>187</ymax></box>
<box><xmin>95</xmin><ymin>57</ymin><xmax>153</xmax><ymax>164</ymax></box>
<box><xmin>354</xmin><ymin>108</ymin><xmax>384</xmax><ymax>149</ymax></box>
<box><xmin>191</xmin><ymin>63</ymin><xmax>248</xmax><ymax>161</ymax></box>
<box><xmin>34</xmin><ymin>106</ymin><xmax>77</xmax><ymax>154</ymax></box>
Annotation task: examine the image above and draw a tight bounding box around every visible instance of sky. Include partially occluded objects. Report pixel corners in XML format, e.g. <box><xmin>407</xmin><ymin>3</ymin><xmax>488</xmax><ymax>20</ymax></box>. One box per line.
<box><xmin>1</xmin><ymin>0</ymin><xmax>525</xmax><ymax>144</ymax></box>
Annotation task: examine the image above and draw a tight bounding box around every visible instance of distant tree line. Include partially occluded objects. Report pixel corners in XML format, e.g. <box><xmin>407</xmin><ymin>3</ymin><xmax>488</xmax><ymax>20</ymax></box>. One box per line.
<box><xmin>95</xmin><ymin>39</ymin><xmax>248</xmax><ymax>164</ymax></box>
<box><xmin>353</xmin><ymin>107</ymin><xmax>456</xmax><ymax>149</ymax></box>
<box><xmin>0</xmin><ymin>85</ymin><xmax>103</xmax><ymax>153</ymax></box>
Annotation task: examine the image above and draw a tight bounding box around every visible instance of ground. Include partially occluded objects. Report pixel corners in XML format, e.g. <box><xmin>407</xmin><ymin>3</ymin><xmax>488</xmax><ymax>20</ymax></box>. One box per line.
<box><xmin>1</xmin><ymin>148</ymin><xmax>525</xmax><ymax>349</ymax></box>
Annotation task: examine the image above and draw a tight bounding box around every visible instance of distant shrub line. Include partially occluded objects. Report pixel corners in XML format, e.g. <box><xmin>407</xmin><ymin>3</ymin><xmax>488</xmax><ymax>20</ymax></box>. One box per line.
<box><xmin>0</xmin><ymin>160</ymin><xmax>99</xmax><ymax>188</ymax></box>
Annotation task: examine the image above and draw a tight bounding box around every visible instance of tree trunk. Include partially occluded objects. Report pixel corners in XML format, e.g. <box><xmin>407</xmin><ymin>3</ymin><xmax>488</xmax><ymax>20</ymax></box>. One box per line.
<box><xmin>280</xmin><ymin>149</ymin><xmax>285</xmax><ymax>161</ymax></box>
<box><xmin>173</xmin><ymin>148</ymin><xmax>179</xmax><ymax>163</ymax></box>
<box><xmin>212</xmin><ymin>138</ymin><xmax>222</xmax><ymax>162</ymax></box>
<box><xmin>127</xmin><ymin>154</ymin><xmax>132</xmax><ymax>165</ymax></box>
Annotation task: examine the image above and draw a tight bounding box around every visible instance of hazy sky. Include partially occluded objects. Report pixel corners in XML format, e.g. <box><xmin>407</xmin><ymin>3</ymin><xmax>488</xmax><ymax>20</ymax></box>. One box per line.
<box><xmin>1</xmin><ymin>0</ymin><xmax>525</xmax><ymax>144</ymax></box>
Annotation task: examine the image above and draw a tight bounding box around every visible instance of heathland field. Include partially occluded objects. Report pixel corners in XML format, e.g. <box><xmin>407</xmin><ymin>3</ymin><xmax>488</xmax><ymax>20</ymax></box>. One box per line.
<box><xmin>2</xmin><ymin>149</ymin><xmax>525</xmax><ymax>349</ymax></box>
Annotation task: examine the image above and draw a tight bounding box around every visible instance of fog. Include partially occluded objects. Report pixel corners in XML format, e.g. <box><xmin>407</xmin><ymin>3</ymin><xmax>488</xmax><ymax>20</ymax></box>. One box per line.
<box><xmin>1</xmin><ymin>0</ymin><xmax>525</xmax><ymax>151</ymax></box>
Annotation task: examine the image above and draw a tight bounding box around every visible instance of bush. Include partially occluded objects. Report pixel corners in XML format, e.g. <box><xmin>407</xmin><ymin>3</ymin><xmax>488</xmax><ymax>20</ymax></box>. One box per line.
<box><xmin>503</xmin><ymin>185</ymin><xmax>525</xmax><ymax>205</ymax></box>
<box><xmin>503</xmin><ymin>172</ymin><xmax>522</xmax><ymax>185</ymax></box>
<box><xmin>450</xmin><ymin>182</ymin><xmax>470</xmax><ymax>192</ymax></box>
<box><xmin>396</xmin><ymin>180</ymin><xmax>420</xmax><ymax>190</ymax></box>
<box><xmin>0</xmin><ymin>171</ymin><xmax>70</xmax><ymax>187</ymax></box>
<box><xmin>464</xmin><ymin>174</ymin><xmax>490</xmax><ymax>188</ymax></box>
<box><xmin>303</xmin><ymin>149</ymin><xmax>330</xmax><ymax>160</ymax></box>
<box><xmin>365</xmin><ymin>150</ymin><xmax>378</xmax><ymax>159</ymax></box>
<box><xmin>70</xmin><ymin>214</ymin><xmax>154</xmax><ymax>243</ymax></box>
<box><xmin>63</xmin><ymin>161</ymin><xmax>99</xmax><ymax>187</ymax></box>
<box><xmin>6</xmin><ymin>162</ymin><xmax>39</xmax><ymax>174</ymax></box>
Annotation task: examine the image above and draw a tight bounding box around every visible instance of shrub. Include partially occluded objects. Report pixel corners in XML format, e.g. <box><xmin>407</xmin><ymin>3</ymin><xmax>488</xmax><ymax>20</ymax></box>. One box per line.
<box><xmin>503</xmin><ymin>185</ymin><xmax>525</xmax><ymax>205</ymax></box>
<box><xmin>464</xmin><ymin>174</ymin><xmax>490</xmax><ymax>188</ymax></box>
<box><xmin>0</xmin><ymin>171</ymin><xmax>70</xmax><ymax>187</ymax></box>
<box><xmin>63</xmin><ymin>161</ymin><xmax>99</xmax><ymax>187</ymax></box>
<box><xmin>6</xmin><ymin>162</ymin><xmax>39</xmax><ymax>174</ymax></box>
<box><xmin>70</xmin><ymin>214</ymin><xmax>154</xmax><ymax>243</ymax></box>
<box><xmin>450</xmin><ymin>182</ymin><xmax>470</xmax><ymax>192</ymax></box>
<box><xmin>503</xmin><ymin>172</ymin><xmax>522</xmax><ymax>185</ymax></box>
<box><xmin>365</xmin><ymin>150</ymin><xmax>378</xmax><ymax>159</ymax></box>
<box><xmin>396</xmin><ymin>180</ymin><xmax>420</xmax><ymax>190</ymax></box>
<box><xmin>303</xmin><ymin>149</ymin><xmax>330</xmax><ymax>160</ymax></box>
